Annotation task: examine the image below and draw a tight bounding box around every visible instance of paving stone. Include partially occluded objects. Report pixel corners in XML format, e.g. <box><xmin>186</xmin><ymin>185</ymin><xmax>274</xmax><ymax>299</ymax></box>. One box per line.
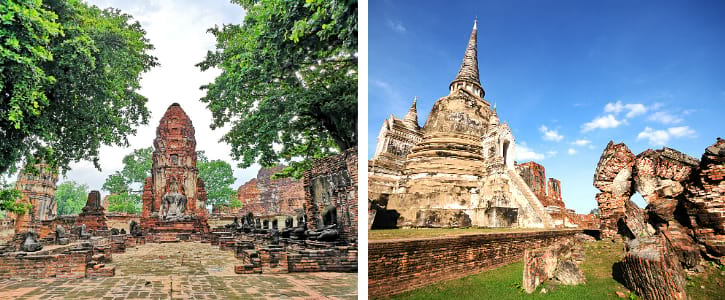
<box><xmin>0</xmin><ymin>241</ymin><xmax>356</xmax><ymax>299</ymax></box>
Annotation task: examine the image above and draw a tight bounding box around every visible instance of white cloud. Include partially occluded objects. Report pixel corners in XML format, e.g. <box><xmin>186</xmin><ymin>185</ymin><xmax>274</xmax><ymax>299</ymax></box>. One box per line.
<box><xmin>636</xmin><ymin>126</ymin><xmax>696</xmax><ymax>146</ymax></box>
<box><xmin>668</xmin><ymin>126</ymin><xmax>696</xmax><ymax>137</ymax></box>
<box><xmin>604</xmin><ymin>100</ymin><xmax>646</xmax><ymax>118</ymax></box>
<box><xmin>515</xmin><ymin>144</ymin><xmax>545</xmax><ymax>161</ymax></box>
<box><xmin>386</xmin><ymin>19</ymin><xmax>406</xmax><ymax>33</ymax></box>
<box><xmin>648</xmin><ymin>111</ymin><xmax>683</xmax><ymax>124</ymax></box>
<box><xmin>568</xmin><ymin>148</ymin><xmax>577</xmax><ymax>155</ymax></box>
<box><xmin>624</xmin><ymin>103</ymin><xmax>647</xmax><ymax>118</ymax></box>
<box><xmin>604</xmin><ymin>101</ymin><xmax>624</xmax><ymax>114</ymax></box>
<box><xmin>539</xmin><ymin>125</ymin><xmax>563</xmax><ymax>142</ymax></box>
<box><xmin>57</xmin><ymin>0</ymin><xmax>257</xmax><ymax>196</ymax></box>
<box><xmin>546</xmin><ymin>150</ymin><xmax>558</xmax><ymax>158</ymax></box>
<box><xmin>572</xmin><ymin>139</ymin><xmax>591</xmax><ymax>146</ymax></box>
<box><xmin>581</xmin><ymin>114</ymin><xmax>623</xmax><ymax>132</ymax></box>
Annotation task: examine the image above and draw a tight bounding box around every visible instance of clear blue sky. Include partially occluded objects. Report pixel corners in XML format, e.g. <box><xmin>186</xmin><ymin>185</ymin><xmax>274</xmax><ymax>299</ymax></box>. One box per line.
<box><xmin>369</xmin><ymin>0</ymin><xmax>725</xmax><ymax>213</ymax></box>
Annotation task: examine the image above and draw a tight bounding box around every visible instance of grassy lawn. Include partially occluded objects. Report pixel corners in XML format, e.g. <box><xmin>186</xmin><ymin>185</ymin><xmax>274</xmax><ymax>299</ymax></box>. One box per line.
<box><xmin>369</xmin><ymin>227</ymin><xmax>561</xmax><ymax>241</ymax></box>
<box><xmin>389</xmin><ymin>239</ymin><xmax>725</xmax><ymax>299</ymax></box>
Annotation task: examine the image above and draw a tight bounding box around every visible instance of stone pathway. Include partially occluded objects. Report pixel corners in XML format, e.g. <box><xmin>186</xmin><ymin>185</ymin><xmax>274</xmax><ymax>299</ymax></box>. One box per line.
<box><xmin>0</xmin><ymin>242</ymin><xmax>357</xmax><ymax>299</ymax></box>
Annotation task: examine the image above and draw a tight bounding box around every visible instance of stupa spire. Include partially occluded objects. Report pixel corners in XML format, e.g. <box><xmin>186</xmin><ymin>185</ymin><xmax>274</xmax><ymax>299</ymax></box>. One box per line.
<box><xmin>403</xmin><ymin>96</ymin><xmax>419</xmax><ymax>127</ymax></box>
<box><xmin>449</xmin><ymin>19</ymin><xmax>484</xmax><ymax>98</ymax></box>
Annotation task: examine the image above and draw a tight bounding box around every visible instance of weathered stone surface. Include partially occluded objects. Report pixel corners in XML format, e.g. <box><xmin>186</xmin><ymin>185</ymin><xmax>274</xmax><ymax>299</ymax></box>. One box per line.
<box><xmin>19</xmin><ymin>232</ymin><xmax>42</xmax><ymax>252</ymax></box>
<box><xmin>684</xmin><ymin>138</ymin><xmax>725</xmax><ymax>257</ymax></box>
<box><xmin>553</xmin><ymin>259</ymin><xmax>585</xmax><ymax>285</ymax></box>
<box><xmin>618</xmin><ymin>237</ymin><xmax>687</xmax><ymax>300</ymax></box>
<box><xmin>13</xmin><ymin>161</ymin><xmax>58</xmax><ymax>233</ymax></box>
<box><xmin>369</xmin><ymin>22</ymin><xmax>596</xmax><ymax>230</ymax></box>
<box><xmin>523</xmin><ymin>239</ymin><xmax>585</xmax><ymax>293</ymax></box>
<box><xmin>74</xmin><ymin>190</ymin><xmax>108</xmax><ymax>232</ymax></box>
<box><xmin>592</xmin><ymin>138</ymin><xmax>725</xmax><ymax>299</ymax></box>
<box><xmin>303</xmin><ymin>148</ymin><xmax>357</xmax><ymax>243</ymax></box>
<box><xmin>235</xmin><ymin>165</ymin><xmax>305</xmax><ymax>217</ymax></box>
<box><xmin>141</xmin><ymin>103</ymin><xmax>209</xmax><ymax>234</ymax></box>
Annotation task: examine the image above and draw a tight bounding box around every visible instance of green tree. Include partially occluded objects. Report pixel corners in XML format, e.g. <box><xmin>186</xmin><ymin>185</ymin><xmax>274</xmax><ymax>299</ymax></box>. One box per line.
<box><xmin>0</xmin><ymin>0</ymin><xmax>158</xmax><ymax>175</ymax></box>
<box><xmin>102</xmin><ymin>147</ymin><xmax>152</xmax><ymax>213</ymax></box>
<box><xmin>55</xmin><ymin>181</ymin><xmax>87</xmax><ymax>215</ymax></box>
<box><xmin>197</xmin><ymin>0</ymin><xmax>357</xmax><ymax>178</ymax></box>
<box><xmin>106</xmin><ymin>193</ymin><xmax>140</xmax><ymax>214</ymax></box>
<box><xmin>196</xmin><ymin>151</ymin><xmax>237</xmax><ymax>208</ymax></box>
<box><xmin>589</xmin><ymin>208</ymin><xmax>600</xmax><ymax>217</ymax></box>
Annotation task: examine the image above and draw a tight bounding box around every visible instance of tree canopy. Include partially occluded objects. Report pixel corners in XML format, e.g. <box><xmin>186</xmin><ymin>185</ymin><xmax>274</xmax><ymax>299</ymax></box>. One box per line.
<box><xmin>101</xmin><ymin>147</ymin><xmax>152</xmax><ymax>213</ymax></box>
<box><xmin>197</xmin><ymin>151</ymin><xmax>236</xmax><ymax>208</ymax></box>
<box><xmin>0</xmin><ymin>0</ymin><xmax>157</xmax><ymax>175</ymax></box>
<box><xmin>198</xmin><ymin>0</ymin><xmax>357</xmax><ymax>178</ymax></box>
<box><xmin>55</xmin><ymin>181</ymin><xmax>87</xmax><ymax>215</ymax></box>
<box><xmin>102</xmin><ymin>147</ymin><xmax>152</xmax><ymax>193</ymax></box>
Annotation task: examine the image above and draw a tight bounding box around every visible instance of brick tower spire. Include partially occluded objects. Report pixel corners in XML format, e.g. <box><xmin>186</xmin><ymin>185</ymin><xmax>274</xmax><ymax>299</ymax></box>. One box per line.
<box><xmin>449</xmin><ymin>19</ymin><xmax>484</xmax><ymax>99</ymax></box>
<box><xmin>402</xmin><ymin>96</ymin><xmax>419</xmax><ymax>128</ymax></box>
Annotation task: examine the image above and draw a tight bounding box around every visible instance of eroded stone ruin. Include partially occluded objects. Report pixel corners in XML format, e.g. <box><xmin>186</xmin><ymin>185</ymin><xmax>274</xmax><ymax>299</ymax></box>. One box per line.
<box><xmin>13</xmin><ymin>161</ymin><xmax>58</xmax><ymax>233</ymax></box>
<box><xmin>593</xmin><ymin>138</ymin><xmax>725</xmax><ymax>299</ymax></box>
<box><xmin>369</xmin><ymin>20</ymin><xmax>594</xmax><ymax>229</ymax></box>
<box><xmin>141</xmin><ymin>103</ymin><xmax>210</xmax><ymax>238</ymax></box>
<box><xmin>213</xmin><ymin>148</ymin><xmax>358</xmax><ymax>274</ymax></box>
<box><xmin>231</xmin><ymin>165</ymin><xmax>306</xmax><ymax>225</ymax></box>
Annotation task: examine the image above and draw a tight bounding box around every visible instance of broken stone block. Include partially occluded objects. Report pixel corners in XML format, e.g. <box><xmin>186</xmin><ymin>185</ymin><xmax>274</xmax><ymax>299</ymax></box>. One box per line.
<box><xmin>20</xmin><ymin>232</ymin><xmax>42</xmax><ymax>252</ymax></box>
<box><xmin>553</xmin><ymin>259</ymin><xmax>585</xmax><ymax>285</ymax></box>
<box><xmin>617</xmin><ymin>236</ymin><xmax>687</xmax><ymax>300</ymax></box>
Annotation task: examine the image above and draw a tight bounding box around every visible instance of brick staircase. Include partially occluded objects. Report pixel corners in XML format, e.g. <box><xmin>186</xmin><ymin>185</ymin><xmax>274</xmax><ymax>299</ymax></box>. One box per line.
<box><xmin>508</xmin><ymin>169</ymin><xmax>554</xmax><ymax>228</ymax></box>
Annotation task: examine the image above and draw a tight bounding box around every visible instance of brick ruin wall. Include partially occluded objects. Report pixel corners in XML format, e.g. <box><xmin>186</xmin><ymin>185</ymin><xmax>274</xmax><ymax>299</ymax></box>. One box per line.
<box><xmin>516</xmin><ymin>161</ymin><xmax>596</xmax><ymax>228</ymax></box>
<box><xmin>368</xmin><ymin>229</ymin><xmax>582</xmax><ymax>298</ymax></box>
<box><xmin>13</xmin><ymin>162</ymin><xmax>58</xmax><ymax>233</ymax></box>
<box><xmin>304</xmin><ymin>147</ymin><xmax>358</xmax><ymax>243</ymax></box>
<box><xmin>235</xmin><ymin>165</ymin><xmax>305</xmax><ymax>217</ymax></box>
<box><xmin>287</xmin><ymin>246</ymin><xmax>358</xmax><ymax>272</ymax></box>
<box><xmin>0</xmin><ymin>249</ymin><xmax>89</xmax><ymax>279</ymax></box>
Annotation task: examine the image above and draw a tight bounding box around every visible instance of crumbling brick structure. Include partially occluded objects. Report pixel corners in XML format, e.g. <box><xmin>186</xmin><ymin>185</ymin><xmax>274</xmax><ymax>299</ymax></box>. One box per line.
<box><xmin>370</xmin><ymin>20</ymin><xmax>553</xmax><ymax>229</ymax></box>
<box><xmin>74</xmin><ymin>190</ymin><xmax>108</xmax><ymax>232</ymax></box>
<box><xmin>140</xmin><ymin>103</ymin><xmax>209</xmax><ymax>236</ymax></box>
<box><xmin>593</xmin><ymin>138</ymin><xmax>725</xmax><ymax>299</ymax></box>
<box><xmin>13</xmin><ymin>161</ymin><xmax>58</xmax><ymax>233</ymax></box>
<box><xmin>235</xmin><ymin>165</ymin><xmax>305</xmax><ymax>217</ymax></box>
<box><xmin>303</xmin><ymin>147</ymin><xmax>358</xmax><ymax>244</ymax></box>
<box><xmin>517</xmin><ymin>161</ymin><xmax>594</xmax><ymax>228</ymax></box>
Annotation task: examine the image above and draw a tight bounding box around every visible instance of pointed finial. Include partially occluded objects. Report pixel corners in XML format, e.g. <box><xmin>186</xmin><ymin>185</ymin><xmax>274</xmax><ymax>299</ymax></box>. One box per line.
<box><xmin>403</xmin><ymin>96</ymin><xmax>419</xmax><ymax>127</ymax></box>
<box><xmin>493</xmin><ymin>100</ymin><xmax>497</xmax><ymax>112</ymax></box>
<box><xmin>449</xmin><ymin>18</ymin><xmax>485</xmax><ymax>98</ymax></box>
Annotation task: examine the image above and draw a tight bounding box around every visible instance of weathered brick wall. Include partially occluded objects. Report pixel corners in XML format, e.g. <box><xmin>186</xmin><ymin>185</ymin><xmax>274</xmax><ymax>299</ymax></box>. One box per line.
<box><xmin>303</xmin><ymin>147</ymin><xmax>358</xmax><ymax>243</ymax></box>
<box><xmin>14</xmin><ymin>161</ymin><xmax>58</xmax><ymax>233</ymax></box>
<box><xmin>236</xmin><ymin>165</ymin><xmax>305</xmax><ymax>217</ymax></box>
<box><xmin>106</xmin><ymin>213</ymin><xmax>141</xmax><ymax>232</ymax></box>
<box><xmin>0</xmin><ymin>250</ymin><xmax>90</xmax><ymax>279</ymax></box>
<box><xmin>368</xmin><ymin>229</ymin><xmax>582</xmax><ymax>298</ymax></box>
<box><xmin>288</xmin><ymin>246</ymin><xmax>358</xmax><ymax>272</ymax></box>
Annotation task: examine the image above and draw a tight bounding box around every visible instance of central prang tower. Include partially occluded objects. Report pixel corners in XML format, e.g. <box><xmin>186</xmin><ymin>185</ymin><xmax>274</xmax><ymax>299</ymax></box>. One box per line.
<box><xmin>141</xmin><ymin>103</ymin><xmax>209</xmax><ymax>236</ymax></box>
<box><xmin>375</xmin><ymin>20</ymin><xmax>554</xmax><ymax>229</ymax></box>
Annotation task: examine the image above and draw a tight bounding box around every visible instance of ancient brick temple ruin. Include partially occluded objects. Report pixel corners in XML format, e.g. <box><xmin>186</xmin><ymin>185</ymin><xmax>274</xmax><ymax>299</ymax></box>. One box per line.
<box><xmin>233</xmin><ymin>165</ymin><xmax>306</xmax><ymax>224</ymax></box>
<box><xmin>13</xmin><ymin>161</ymin><xmax>58</xmax><ymax>233</ymax></box>
<box><xmin>517</xmin><ymin>161</ymin><xmax>587</xmax><ymax>228</ymax></box>
<box><xmin>74</xmin><ymin>191</ymin><xmax>108</xmax><ymax>232</ymax></box>
<box><xmin>211</xmin><ymin>148</ymin><xmax>358</xmax><ymax>274</ymax></box>
<box><xmin>141</xmin><ymin>103</ymin><xmax>209</xmax><ymax>238</ymax></box>
<box><xmin>593</xmin><ymin>138</ymin><xmax>725</xmax><ymax>299</ymax></box>
<box><xmin>369</xmin><ymin>21</ymin><xmax>596</xmax><ymax>229</ymax></box>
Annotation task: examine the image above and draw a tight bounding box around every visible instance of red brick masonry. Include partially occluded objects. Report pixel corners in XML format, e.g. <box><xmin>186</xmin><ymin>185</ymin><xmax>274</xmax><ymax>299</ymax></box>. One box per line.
<box><xmin>368</xmin><ymin>229</ymin><xmax>583</xmax><ymax>298</ymax></box>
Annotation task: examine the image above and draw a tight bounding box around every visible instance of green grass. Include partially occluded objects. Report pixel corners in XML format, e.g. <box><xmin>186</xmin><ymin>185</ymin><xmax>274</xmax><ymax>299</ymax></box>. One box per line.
<box><xmin>389</xmin><ymin>240</ymin><xmax>631</xmax><ymax>299</ymax></box>
<box><xmin>369</xmin><ymin>227</ymin><xmax>562</xmax><ymax>241</ymax></box>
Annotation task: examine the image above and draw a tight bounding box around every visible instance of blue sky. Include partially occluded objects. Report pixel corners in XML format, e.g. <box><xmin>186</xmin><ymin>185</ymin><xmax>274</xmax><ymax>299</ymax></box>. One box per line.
<box><xmin>369</xmin><ymin>0</ymin><xmax>725</xmax><ymax>213</ymax></box>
